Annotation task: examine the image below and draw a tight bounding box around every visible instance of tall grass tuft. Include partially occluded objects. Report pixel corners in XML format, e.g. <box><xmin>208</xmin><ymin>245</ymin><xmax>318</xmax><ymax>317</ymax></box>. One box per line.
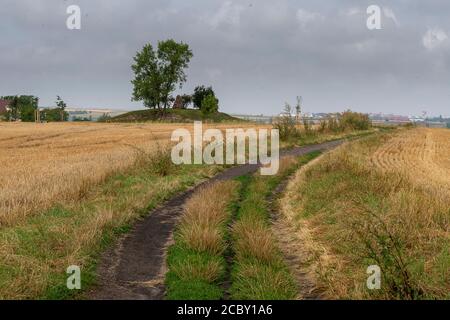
<box><xmin>166</xmin><ymin>180</ymin><xmax>239</xmax><ymax>300</ymax></box>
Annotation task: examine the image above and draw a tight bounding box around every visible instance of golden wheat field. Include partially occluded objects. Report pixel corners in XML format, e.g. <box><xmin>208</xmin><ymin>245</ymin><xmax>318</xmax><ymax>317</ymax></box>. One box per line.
<box><xmin>0</xmin><ymin>122</ymin><xmax>266</xmax><ymax>226</ymax></box>
<box><xmin>371</xmin><ymin>128</ymin><xmax>450</xmax><ymax>196</ymax></box>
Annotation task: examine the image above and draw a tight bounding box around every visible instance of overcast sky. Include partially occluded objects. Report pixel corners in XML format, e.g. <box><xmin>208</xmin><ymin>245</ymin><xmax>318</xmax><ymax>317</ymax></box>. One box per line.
<box><xmin>1</xmin><ymin>0</ymin><xmax>449</xmax><ymax>116</ymax></box>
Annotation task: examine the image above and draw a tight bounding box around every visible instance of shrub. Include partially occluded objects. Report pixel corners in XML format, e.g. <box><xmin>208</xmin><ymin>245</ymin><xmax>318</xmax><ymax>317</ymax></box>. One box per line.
<box><xmin>42</xmin><ymin>107</ymin><xmax>69</xmax><ymax>122</ymax></box>
<box><xmin>193</xmin><ymin>85</ymin><xmax>217</xmax><ymax>109</ymax></box>
<box><xmin>318</xmin><ymin>111</ymin><xmax>371</xmax><ymax>133</ymax></box>
<box><xmin>273</xmin><ymin>103</ymin><xmax>301</xmax><ymax>141</ymax></box>
<box><xmin>97</xmin><ymin>113</ymin><xmax>112</xmax><ymax>122</ymax></box>
<box><xmin>318</xmin><ymin>119</ymin><xmax>328</xmax><ymax>133</ymax></box>
<box><xmin>340</xmin><ymin>110</ymin><xmax>371</xmax><ymax>130</ymax></box>
<box><xmin>201</xmin><ymin>94</ymin><xmax>219</xmax><ymax>115</ymax></box>
<box><xmin>133</xmin><ymin>143</ymin><xmax>174</xmax><ymax>176</ymax></box>
<box><xmin>303</xmin><ymin>117</ymin><xmax>314</xmax><ymax>136</ymax></box>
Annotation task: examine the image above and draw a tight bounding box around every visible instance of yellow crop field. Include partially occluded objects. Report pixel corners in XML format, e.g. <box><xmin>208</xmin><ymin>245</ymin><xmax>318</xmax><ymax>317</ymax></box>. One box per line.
<box><xmin>0</xmin><ymin>122</ymin><xmax>266</xmax><ymax>226</ymax></box>
<box><xmin>279</xmin><ymin>128</ymin><xmax>450</xmax><ymax>299</ymax></box>
<box><xmin>371</xmin><ymin>128</ymin><xmax>450</xmax><ymax>196</ymax></box>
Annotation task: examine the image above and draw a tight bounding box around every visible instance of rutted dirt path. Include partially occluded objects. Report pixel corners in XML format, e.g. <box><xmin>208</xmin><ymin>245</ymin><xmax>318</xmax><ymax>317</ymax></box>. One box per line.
<box><xmin>270</xmin><ymin>176</ymin><xmax>326</xmax><ymax>300</ymax></box>
<box><xmin>88</xmin><ymin>140</ymin><xmax>343</xmax><ymax>300</ymax></box>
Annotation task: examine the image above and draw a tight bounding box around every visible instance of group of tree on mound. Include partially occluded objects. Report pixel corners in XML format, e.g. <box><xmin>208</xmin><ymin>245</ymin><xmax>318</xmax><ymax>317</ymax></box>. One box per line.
<box><xmin>131</xmin><ymin>39</ymin><xmax>219</xmax><ymax>116</ymax></box>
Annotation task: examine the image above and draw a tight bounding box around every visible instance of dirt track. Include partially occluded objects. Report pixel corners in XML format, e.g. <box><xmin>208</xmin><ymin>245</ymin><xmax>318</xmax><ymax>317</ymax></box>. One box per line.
<box><xmin>88</xmin><ymin>140</ymin><xmax>343</xmax><ymax>300</ymax></box>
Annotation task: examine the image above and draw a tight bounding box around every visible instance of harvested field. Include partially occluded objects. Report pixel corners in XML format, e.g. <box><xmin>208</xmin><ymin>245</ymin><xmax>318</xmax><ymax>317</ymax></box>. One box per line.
<box><xmin>0</xmin><ymin>120</ymin><xmax>373</xmax><ymax>299</ymax></box>
<box><xmin>371</xmin><ymin>128</ymin><xmax>450</xmax><ymax>196</ymax></box>
<box><xmin>280</xmin><ymin>128</ymin><xmax>450</xmax><ymax>299</ymax></box>
<box><xmin>0</xmin><ymin>122</ymin><xmax>268</xmax><ymax>225</ymax></box>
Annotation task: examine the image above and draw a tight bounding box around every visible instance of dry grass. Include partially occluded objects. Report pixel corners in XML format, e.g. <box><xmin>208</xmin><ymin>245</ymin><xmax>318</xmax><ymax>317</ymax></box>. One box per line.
<box><xmin>182</xmin><ymin>182</ymin><xmax>237</xmax><ymax>228</ymax></box>
<box><xmin>274</xmin><ymin>154</ymin><xmax>332</xmax><ymax>299</ymax></box>
<box><xmin>233</xmin><ymin>216</ymin><xmax>278</xmax><ymax>264</ymax></box>
<box><xmin>0</xmin><ymin>122</ymin><xmax>263</xmax><ymax>226</ymax></box>
<box><xmin>178</xmin><ymin>181</ymin><xmax>238</xmax><ymax>255</ymax></box>
<box><xmin>166</xmin><ymin>180</ymin><xmax>239</xmax><ymax>299</ymax></box>
<box><xmin>0</xmin><ymin>161</ymin><xmax>221</xmax><ymax>299</ymax></box>
<box><xmin>229</xmin><ymin>155</ymin><xmax>313</xmax><ymax>300</ymax></box>
<box><xmin>178</xmin><ymin>224</ymin><xmax>225</xmax><ymax>256</ymax></box>
<box><xmin>280</xmin><ymin>128</ymin><xmax>450</xmax><ymax>299</ymax></box>
<box><xmin>1</xmin><ymin>121</ymin><xmax>261</xmax><ymax>299</ymax></box>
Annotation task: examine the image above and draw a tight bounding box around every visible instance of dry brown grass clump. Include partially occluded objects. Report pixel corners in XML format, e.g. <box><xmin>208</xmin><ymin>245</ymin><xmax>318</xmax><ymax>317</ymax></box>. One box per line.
<box><xmin>178</xmin><ymin>181</ymin><xmax>239</xmax><ymax>255</ymax></box>
<box><xmin>166</xmin><ymin>180</ymin><xmax>239</xmax><ymax>299</ymax></box>
<box><xmin>233</xmin><ymin>216</ymin><xmax>278</xmax><ymax>263</ymax></box>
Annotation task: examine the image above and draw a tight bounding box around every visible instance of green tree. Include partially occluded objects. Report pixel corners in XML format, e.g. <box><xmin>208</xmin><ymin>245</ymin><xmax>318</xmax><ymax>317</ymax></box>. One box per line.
<box><xmin>1</xmin><ymin>96</ymin><xmax>19</xmax><ymax>121</ymax></box>
<box><xmin>181</xmin><ymin>94</ymin><xmax>193</xmax><ymax>108</ymax></box>
<box><xmin>22</xmin><ymin>96</ymin><xmax>39</xmax><ymax>122</ymax></box>
<box><xmin>340</xmin><ymin>110</ymin><xmax>371</xmax><ymax>130</ymax></box>
<box><xmin>201</xmin><ymin>94</ymin><xmax>219</xmax><ymax>115</ymax></box>
<box><xmin>273</xmin><ymin>102</ymin><xmax>301</xmax><ymax>141</ymax></box>
<box><xmin>131</xmin><ymin>39</ymin><xmax>193</xmax><ymax>113</ymax></box>
<box><xmin>97</xmin><ymin>113</ymin><xmax>112</xmax><ymax>122</ymax></box>
<box><xmin>55</xmin><ymin>95</ymin><xmax>68</xmax><ymax>121</ymax></box>
<box><xmin>193</xmin><ymin>85</ymin><xmax>217</xmax><ymax>109</ymax></box>
<box><xmin>1</xmin><ymin>95</ymin><xmax>38</xmax><ymax>122</ymax></box>
<box><xmin>43</xmin><ymin>108</ymin><xmax>69</xmax><ymax>122</ymax></box>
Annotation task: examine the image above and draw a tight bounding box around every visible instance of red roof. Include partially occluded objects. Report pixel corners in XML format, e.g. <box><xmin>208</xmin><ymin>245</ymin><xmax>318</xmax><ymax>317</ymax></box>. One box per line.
<box><xmin>0</xmin><ymin>99</ymin><xmax>10</xmax><ymax>114</ymax></box>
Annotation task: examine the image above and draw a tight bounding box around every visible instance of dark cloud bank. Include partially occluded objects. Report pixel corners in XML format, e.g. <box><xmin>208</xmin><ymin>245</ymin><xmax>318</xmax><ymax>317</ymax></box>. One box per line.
<box><xmin>1</xmin><ymin>0</ymin><xmax>449</xmax><ymax>116</ymax></box>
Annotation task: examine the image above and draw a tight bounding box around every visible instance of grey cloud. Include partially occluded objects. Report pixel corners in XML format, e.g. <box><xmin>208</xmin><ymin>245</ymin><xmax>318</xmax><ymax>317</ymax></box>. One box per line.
<box><xmin>0</xmin><ymin>0</ymin><xmax>449</xmax><ymax>116</ymax></box>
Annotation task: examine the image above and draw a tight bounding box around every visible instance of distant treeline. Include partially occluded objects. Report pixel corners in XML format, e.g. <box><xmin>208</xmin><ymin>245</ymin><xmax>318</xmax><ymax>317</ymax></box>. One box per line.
<box><xmin>1</xmin><ymin>95</ymin><xmax>39</xmax><ymax>122</ymax></box>
<box><xmin>1</xmin><ymin>95</ymin><xmax>69</xmax><ymax>122</ymax></box>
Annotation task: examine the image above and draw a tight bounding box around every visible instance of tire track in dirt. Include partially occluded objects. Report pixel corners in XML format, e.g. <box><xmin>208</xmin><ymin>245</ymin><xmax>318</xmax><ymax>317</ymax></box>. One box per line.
<box><xmin>269</xmin><ymin>159</ymin><xmax>327</xmax><ymax>300</ymax></box>
<box><xmin>88</xmin><ymin>140</ymin><xmax>343</xmax><ymax>300</ymax></box>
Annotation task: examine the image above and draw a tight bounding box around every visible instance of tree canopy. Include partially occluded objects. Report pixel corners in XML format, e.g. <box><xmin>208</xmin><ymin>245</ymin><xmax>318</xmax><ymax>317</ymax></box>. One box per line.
<box><xmin>201</xmin><ymin>93</ymin><xmax>219</xmax><ymax>115</ymax></box>
<box><xmin>192</xmin><ymin>85</ymin><xmax>218</xmax><ymax>109</ymax></box>
<box><xmin>131</xmin><ymin>39</ymin><xmax>193</xmax><ymax>112</ymax></box>
<box><xmin>1</xmin><ymin>95</ymin><xmax>38</xmax><ymax>122</ymax></box>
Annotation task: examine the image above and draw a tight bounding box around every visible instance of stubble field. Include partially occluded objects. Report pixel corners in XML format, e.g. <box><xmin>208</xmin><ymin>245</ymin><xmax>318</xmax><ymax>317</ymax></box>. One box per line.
<box><xmin>0</xmin><ymin>122</ymin><xmax>269</xmax><ymax>226</ymax></box>
<box><xmin>279</xmin><ymin>127</ymin><xmax>450</xmax><ymax>299</ymax></box>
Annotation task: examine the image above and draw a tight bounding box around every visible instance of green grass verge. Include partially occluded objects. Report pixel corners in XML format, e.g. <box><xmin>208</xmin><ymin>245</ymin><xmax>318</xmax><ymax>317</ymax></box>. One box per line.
<box><xmin>0</xmin><ymin>125</ymin><xmax>377</xmax><ymax>300</ymax></box>
<box><xmin>165</xmin><ymin>245</ymin><xmax>226</xmax><ymax>300</ymax></box>
<box><xmin>0</xmin><ymin>163</ymin><xmax>223</xmax><ymax>300</ymax></box>
<box><xmin>165</xmin><ymin>181</ymin><xmax>240</xmax><ymax>300</ymax></box>
<box><xmin>230</xmin><ymin>151</ymin><xmax>322</xmax><ymax>300</ymax></box>
<box><xmin>287</xmin><ymin>132</ymin><xmax>449</xmax><ymax>299</ymax></box>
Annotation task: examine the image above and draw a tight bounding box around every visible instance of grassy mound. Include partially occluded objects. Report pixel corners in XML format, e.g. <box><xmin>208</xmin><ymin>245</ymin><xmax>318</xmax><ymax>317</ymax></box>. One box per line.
<box><xmin>109</xmin><ymin>108</ymin><xmax>241</xmax><ymax>123</ymax></box>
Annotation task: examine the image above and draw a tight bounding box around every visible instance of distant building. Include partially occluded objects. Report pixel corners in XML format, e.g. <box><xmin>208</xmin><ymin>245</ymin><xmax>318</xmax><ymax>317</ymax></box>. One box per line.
<box><xmin>0</xmin><ymin>99</ymin><xmax>11</xmax><ymax>120</ymax></box>
<box><xmin>409</xmin><ymin>116</ymin><xmax>425</xmax><ymax>123</ymax></box>
<box><xmin>231</xmin><ymin>114</ymin><xmax>274</xmax><ymax>124</ymax></box>
<box><xmin>0</xmin><ymin>99</ymin><xmax>10</xmax><ymax>113</ymax></box>
<box><xmin>369</xmin><ymin>113</ymin><xmax>411</xmax><ymax>125</ymax></box>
